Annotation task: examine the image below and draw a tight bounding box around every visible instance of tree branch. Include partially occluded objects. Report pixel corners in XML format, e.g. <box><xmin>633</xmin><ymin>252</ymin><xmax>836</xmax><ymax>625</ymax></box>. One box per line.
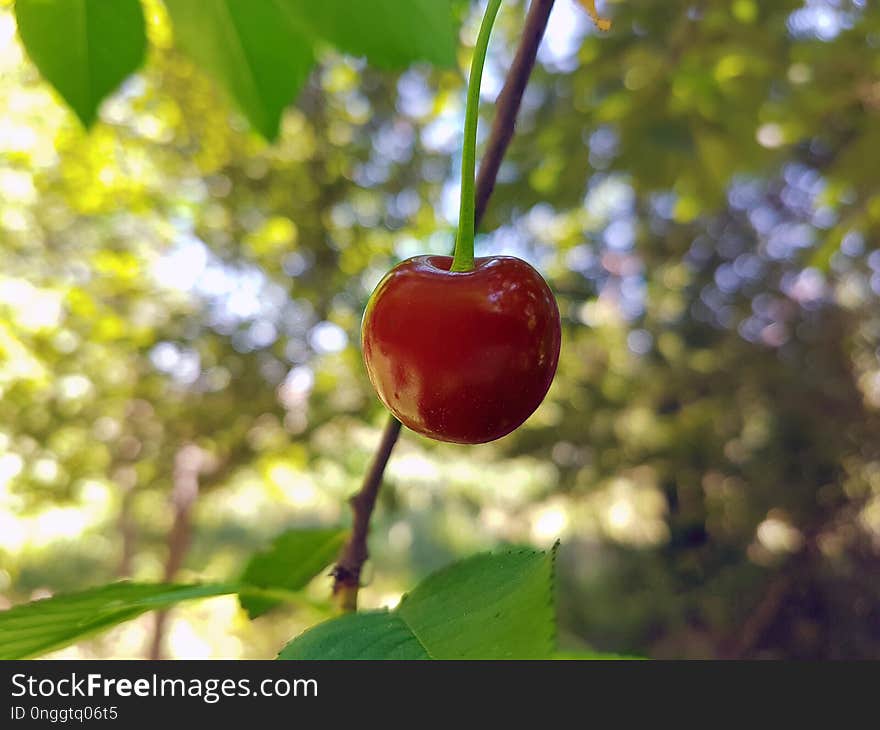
<box><xmin>148</xmin><ymin>444</ymin><xmax>207</xmax><ymax>659</ymax></box>
<box><xmin>331</xmin><ymin>416</ymin><xmax>402</xmax><ymax>611</ymax></box>
<box><xmin>475</xmin><ymin>0</ymin><xmax>555</xmax><ymax>227</ymax></box>
<box><xmin>331</xmin><ymin>0</ymin><xmax>557</xmax><ymax>611</ymax></box>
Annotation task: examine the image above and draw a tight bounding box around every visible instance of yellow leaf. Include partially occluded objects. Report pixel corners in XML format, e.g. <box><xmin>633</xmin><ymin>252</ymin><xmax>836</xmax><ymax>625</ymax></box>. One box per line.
<box><xmin>576</xmin><ymin>0</ymin><xmax>612</xmax><ymax>31</ymax></box>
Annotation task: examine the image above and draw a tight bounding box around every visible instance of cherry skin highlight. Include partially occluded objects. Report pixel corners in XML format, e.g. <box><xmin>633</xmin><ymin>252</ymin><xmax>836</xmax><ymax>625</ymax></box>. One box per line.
<box><xmin>361</xmin><ymin>255</ymin><xmax>561</xmax><ymax>444</ymax></box>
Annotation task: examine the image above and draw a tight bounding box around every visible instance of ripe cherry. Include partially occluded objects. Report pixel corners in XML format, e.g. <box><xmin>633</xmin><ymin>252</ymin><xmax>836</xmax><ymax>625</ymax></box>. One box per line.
<box><xmin>360</xmin><ymin>0</ymin><xmax>560</xmax><ymax>443</ymax></box>
<box><xmin>362</xmin><ymin>254</ymin><xmax>560</xmax><ymax>444</ymax></box>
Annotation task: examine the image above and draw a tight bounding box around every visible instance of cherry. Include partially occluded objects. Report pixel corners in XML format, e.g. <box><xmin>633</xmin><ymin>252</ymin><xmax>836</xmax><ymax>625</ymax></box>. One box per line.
<box><xmin>362</xmin><ymin>254</ymin><xmax>560</xmax><ymax>444</ymax></box>
<box><xmin>360</xmin><ymin>0</ymin><xmax>561</xmax><ymax>443</ymax></box>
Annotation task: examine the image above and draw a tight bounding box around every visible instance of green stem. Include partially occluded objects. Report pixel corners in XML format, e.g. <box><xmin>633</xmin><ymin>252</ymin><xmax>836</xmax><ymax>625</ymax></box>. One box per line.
<box><xmin>451</xmin><ymin>0</ymin><xmax>504</xmax><ymax>273</ymax></box>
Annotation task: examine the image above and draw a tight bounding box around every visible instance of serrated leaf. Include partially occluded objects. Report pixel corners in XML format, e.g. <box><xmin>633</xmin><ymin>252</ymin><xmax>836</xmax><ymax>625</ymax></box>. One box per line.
<box><xmin>239</xmin><ymin>527</ymin><xmax>347</xmax><ymax>619</ymax></box>
<box><xmin>0</xmin><ymin>582</ymin><xmax>236</xmax><ymax>659</ymax></box>
<box><xmin>279</xmin><ymin>545</ymin><xmax>557</xmax><ymax>660</ymax></box>
<box><xmin>279</xmin><ymin>0</ymin><xmax>457</xmax><ymax>69</ymax></box>
<box><xmin>14</xmin><ymin>0</ymin><xmax>147</xmax><ymax>127</ymax></box>
<box><xmin>164</xmin><ymin>0</ymin><xmax>314</xmax><ymax>140</ymax></box>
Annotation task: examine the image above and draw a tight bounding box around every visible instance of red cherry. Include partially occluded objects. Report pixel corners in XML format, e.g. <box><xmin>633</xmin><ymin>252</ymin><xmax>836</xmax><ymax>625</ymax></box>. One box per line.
<box><xmin>361</xmin><ymin>255</ymin><xmax>561</xmax><ymax>444</ymax></box>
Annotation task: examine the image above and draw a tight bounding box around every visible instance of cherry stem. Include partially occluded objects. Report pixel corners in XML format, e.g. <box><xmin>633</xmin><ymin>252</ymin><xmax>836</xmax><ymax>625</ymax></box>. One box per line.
<box><xmin>333</xmin><ymin>0</ymin><xmax>558</xmax><ymax>611</ymax></box>
<box><xmin>451</xmin><ymin>0</ymin><xmax>504</xmax><ymax>273</ymax></box>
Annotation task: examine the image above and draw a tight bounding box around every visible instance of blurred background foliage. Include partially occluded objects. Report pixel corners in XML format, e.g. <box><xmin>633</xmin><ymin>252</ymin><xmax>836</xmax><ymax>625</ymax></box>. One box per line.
<box><xmin>0</xmin><ymin>0</ymin><xmax>879</xmax><ymax>659</ymax></box>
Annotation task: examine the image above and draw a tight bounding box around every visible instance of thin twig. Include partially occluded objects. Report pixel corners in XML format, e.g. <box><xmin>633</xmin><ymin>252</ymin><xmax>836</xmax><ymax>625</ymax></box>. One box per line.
<box><xmin>331</xmin><ymin>416</ymin><xmax>402</xmax><ymax>611</ymax></box>
<box><xmin>475</xmin><ymin>0</ymin><xmax>555</xmax><ymax>227</ymax></box>
<box><xmin>149</xmin><ymin>444</ymin><xmax>205</xmax><ymax>659</ymax></box>
<box><xmin>116</xmin><ymin>471</ymin><xmax>138</xmax><ymax>578</ymax></box>
<box><xmin>331</xmin><ymin>0</ymin><xmax>557</xmax><ymax>611</ymax></box>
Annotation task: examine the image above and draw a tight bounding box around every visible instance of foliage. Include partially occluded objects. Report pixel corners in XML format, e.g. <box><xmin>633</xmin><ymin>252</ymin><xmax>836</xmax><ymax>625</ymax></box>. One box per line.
<box><xmin>0</xmin><ymin>582</ymin><xmax>237</xmax><ymax>659</ymax></box>
<box><xmin>281</xmin><ymin>546</ymin><xmax>557</xmax><ymax>660</ymax></box>
<box><xmin>0</xmin><ymin>524</ymin><xmax>347</xmax><ymax>658</ymax></box>
<box><xmin>1</xmin><ymin>546</ymin><xmax>567</xmax><ymax>660</ymax></box>
<box><xmin>14</xmin><ymin>0</ymin><xmax>147</xmax><ymax>127</ymax></box>
<box><xmin>13</xmin><ymin>0</ymin><xmax>458</xmax><ymax>139</ymax></box>
<box><xmin>238</xmin><ymin>528</ymin><xmax>346</xmax><ymax>618</ymax></box>
<box><xmin>0</xmin><ymin>0</ymin><xmax>879</xmax><ymax>660</ymax></box>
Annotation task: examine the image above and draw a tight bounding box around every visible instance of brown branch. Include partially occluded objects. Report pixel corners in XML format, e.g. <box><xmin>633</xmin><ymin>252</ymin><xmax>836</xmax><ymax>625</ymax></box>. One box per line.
<box><xmin>475</xmin><ymin>0</ymin><xmax>556</xmax><ymax>227</ymax></box>
<box><xmin>331</xmin><ymin>0</ymin><xmax>557</xmax><ymax>611</ymax></box>
<box><xmin>148</xmin><ymin>444</ymin><xmax>207</xmax><ymax>659</ymax></box>
<box><xmin>721</xmin><ymin>571</ymin><xmax>795</xmax><ymax>659</ymax></box>
<box><xmin>331</xmin><ymin>416</ymin><xmax>402</xmax><ymax>611</ymax></box>
<box><xmin>115</xmin><ymin>466</ymin><xmax>138</xmax><ymax>578</ymax></box>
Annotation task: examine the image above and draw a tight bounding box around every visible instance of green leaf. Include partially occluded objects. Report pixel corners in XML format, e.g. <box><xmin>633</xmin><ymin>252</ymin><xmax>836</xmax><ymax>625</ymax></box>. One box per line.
<box><xmin>0</xmin><ymin>582</ymin><xmax>236</xmax><ymax>660</ymax></box>
<box><xmin>164</xmin><ymin>0</ymin><xmax>314</xmax><ymax>140</ymax></box>
<box><xmin>279</xmin><ymin>0</ymin><xmax>457</xmax><ymax>69</ymax></box>
<box><xmin>279</xmin><ymin>545</ymin><xmax>557</xmax><ymax>660</ymax></box>
<box><xmin>553</xmin><ymin>651</ymin><xmax>645</xmax><ymax>660</ymax></box>
<box><xmin>397</xmin><ymin>546</ymin><xmax>557</xmax><ymax>658</ymax></box>
<box><xmin>239</xmin><ymin>527</ymin><xmax>348</xmax><ymax>619</ymax></box>
<box><xmin>280</xmin><ymin>611</ymin><xmax>430</xmax><ymax>660</ymax></box>
<box><xmin>14</xmin><ymin>0</ymin><xmax>147</xmax><ymax>127</ymax></box>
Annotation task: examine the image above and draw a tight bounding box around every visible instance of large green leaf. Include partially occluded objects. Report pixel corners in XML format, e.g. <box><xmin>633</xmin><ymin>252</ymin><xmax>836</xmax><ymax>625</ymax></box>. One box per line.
<box><xmin>239</xmin><ymin>527</ymin><xmax>348</xmax><ymax>619</ymax></box>
<box><xmin>164</xmin><ymin>0</ymin><xmax>314</xmax><ymax>140</ymax></box>
<box><xmin>279</xmin><ymin>0</ymin><xmax>457</xmax><ymax>69</ymax></box>
<box><xmin>0</xmin><ymin>582</ymin><xmax>236</xmax><ymax>659</ymax></box>
<box><xmin>279</xmin><ymin>545</ymin><xmax>557</xmax><ymax>660</ymax></box>
<box><xmin>14</xmin><ymin>0</ymin><xmax>147</xmax><ymax>127</ymax></box>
